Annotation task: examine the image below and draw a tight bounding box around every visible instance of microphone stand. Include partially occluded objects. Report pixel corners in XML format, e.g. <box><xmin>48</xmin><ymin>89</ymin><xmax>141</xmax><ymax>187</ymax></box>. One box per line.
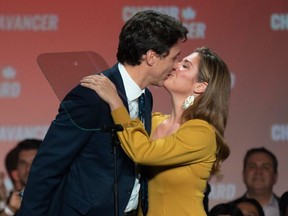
<box><xmin>101</xmin><ymin>124</ymin><xmax>123</xmax><ymax>216</ymax></box>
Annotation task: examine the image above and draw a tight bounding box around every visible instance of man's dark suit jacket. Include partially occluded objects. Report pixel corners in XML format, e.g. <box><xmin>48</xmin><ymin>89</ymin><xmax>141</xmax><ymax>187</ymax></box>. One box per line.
<box><xmin>17</xmin><ymin>64</ymin><xmax>152</xmax><ymax>216</ymax></box>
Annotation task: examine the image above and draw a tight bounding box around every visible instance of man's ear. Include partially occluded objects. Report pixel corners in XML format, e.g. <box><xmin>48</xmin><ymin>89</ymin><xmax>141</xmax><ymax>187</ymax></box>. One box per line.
<box><xmin>145</xmin><ymin>50</ymin><xmax>157</xmax><ymax>66</ymax></box>
<box><xmin>194</xmin><ymin>82</ymin><xmax>208</xmax><ymax>94</ymax></box>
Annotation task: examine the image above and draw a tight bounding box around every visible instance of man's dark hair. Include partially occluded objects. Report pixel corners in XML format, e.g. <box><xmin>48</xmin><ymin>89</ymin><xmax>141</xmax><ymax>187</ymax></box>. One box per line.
<box><xmin>232</xmin><ymin>198</ymin><xmax>265</xmax><ymax>216</ymax></box>
<box><xmin>209</xmin><ymin>203</ymin><xmax>244</xmax><ymax>216</ymax></box>
<box><xmin>117</xmin><ymin>10</ymin><xmax>188</xmax><ymax>66</ymax></box>
<box><xmin>5</xmin><ymin>139</ymin><xmax>42</xmax><ymax>183</ymax></box>
<box><xmin>16</xmin><ymin>138</ymin><xmax>42</xmax><ymax>152</ymax></box>
<box><xmin>243</xmin><ymin>147</ymin><xmax>278</xmax><ymax>173</ymax></box>
<box><xmin>5</xmin><ymin>147</ymin><xmax>19</xmax><ymax>183</ymax></box>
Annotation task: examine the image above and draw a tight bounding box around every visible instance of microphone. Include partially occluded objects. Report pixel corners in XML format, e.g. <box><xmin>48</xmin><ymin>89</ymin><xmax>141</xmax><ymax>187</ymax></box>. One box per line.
<box><xmin>101</xmin><ymin>124</ymin><xmax>123</xmax><ymax>132</ymax></box>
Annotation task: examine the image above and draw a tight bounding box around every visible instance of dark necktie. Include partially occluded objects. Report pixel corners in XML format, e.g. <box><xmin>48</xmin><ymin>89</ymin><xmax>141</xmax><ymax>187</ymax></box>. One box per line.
<box><xmin>138</xmin><ymin>93</ymin><xmax>148</xmax><ymax>216</ymax></box>
<box><xmin>138</xmin><ymin>93</ymin><xmax>145</xmax><ymax>123</ymax></box>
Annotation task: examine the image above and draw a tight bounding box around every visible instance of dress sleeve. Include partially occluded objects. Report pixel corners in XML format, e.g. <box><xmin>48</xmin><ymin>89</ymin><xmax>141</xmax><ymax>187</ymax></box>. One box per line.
<box><xmin>112</xmin><ymin>106</ymin><xmax>216</xmax><ymax>166</ymax></box>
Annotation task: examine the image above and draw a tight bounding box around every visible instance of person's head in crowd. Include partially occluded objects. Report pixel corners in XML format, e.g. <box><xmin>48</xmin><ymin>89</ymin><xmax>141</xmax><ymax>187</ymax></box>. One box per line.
<box><xmin>233</xmin><ymin>198</ymin><xmax>265</xmax><ymax>216</ymax></box>
<box><xmin>15</xmin><ymin>139</ymin><xmax>42</xmax><ymax>188</ymax></box>
<box><xmin>209</xmin><ymin>203</ymin><xmax>244</xmax><ymax>216</ymax></box>
<box><xmin>5</xmin><ymin>147</ymin><xmax>22</xmax><ymax>189</ymax></box>
<box><xmin>280</xmin><ymin>191</ymin><xmax>288</xmax><ymax>216</ymax></box>
<box><xmin>243</xmin><ymin>147</ymin><xmax>278</xmax><ymax>198</ymax></box>
<box><xmin>239</xmin><ymin>147</ymin><xmax>281</xmax><ymax>216</ymax></box>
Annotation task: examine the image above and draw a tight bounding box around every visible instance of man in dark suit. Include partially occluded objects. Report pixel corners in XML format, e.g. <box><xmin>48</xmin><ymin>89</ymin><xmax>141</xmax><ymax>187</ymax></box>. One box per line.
<box><xmin>0</xmin><ymin>139</ymin><xmax>41</xmax><ymax>216</ymax></box>
<box><xmin>18</xmin><ymin>10</ymin><xmax>187</xmax><ymax>216</ymax></box>
<box><xmin>229</xmin><ymin>147</ymin><xmax>281</xmax><ymax>216</ymax></box>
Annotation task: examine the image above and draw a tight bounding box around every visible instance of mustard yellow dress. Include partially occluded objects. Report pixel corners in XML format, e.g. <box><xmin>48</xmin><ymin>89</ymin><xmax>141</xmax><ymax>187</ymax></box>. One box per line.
<box><xmin>112</xmin><ymin>107</ymin><xmax>216</xmax><ymax>216</ymax></box>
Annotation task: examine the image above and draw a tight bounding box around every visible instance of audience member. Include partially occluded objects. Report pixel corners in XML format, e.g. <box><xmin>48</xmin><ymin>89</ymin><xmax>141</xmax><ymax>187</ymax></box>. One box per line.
<box><xmin>0</xmin><ymin>172</ymin><xmax>7</xmax><ymax>211</ymax></box>
<box><xmin>209</xmin><ymin>203</ymin><xmax>244</xmax><ymax>216</ymax></box>
<box><xmin>4</xmin><ymin>147</ymin><xmax>22</xmax><ymax>190</ymax></box>
<box><xmin>280</xmin><ymin>191</ymin><xmax>288</xmax><ymax>216</ymax></box>
<box><xmin>231</xmin><ymin>197</ymin><xmax>265</xmax><ymax>216</ymax></box>
<box><xmin>0</xmin><ymin>147</ymin><xmax>20</xmax><ymax>214</ymax></box>
<box><xmin>0</xmin><ymin>139</ymin><xmax>41</xmax><ymax>216</ymax></box>
<box><xmin>230</xmin><ymin>147</ymin><xmax>280</xmax><ymax>216</ymax></box>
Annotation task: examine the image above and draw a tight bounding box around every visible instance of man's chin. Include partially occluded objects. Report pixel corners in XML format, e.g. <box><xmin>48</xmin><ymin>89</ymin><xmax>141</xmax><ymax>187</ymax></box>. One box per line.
<box><xmin>152</xmin><ymin>80</ymin><xmax>165</xmax><ymax>87</ymax></box>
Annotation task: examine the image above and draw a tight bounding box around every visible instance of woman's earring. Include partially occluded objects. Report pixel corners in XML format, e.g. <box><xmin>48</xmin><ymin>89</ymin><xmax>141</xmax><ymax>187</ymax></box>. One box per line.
<box><xmin>182</xmin><ymin>95</ymin><xmax>195</xmax><ymax>110</ymax></box>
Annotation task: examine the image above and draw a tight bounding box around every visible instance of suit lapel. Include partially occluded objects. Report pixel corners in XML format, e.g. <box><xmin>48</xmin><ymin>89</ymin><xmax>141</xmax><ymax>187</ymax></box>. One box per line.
<box><xmin>104</xmin><ymin>64</ymin><xmax>152</xmax><ymax>135</ymax></box>
<box><xmin>103</xmin><ymin>64</ymin><xmax>129</xmax><ymax>111</ymax></box>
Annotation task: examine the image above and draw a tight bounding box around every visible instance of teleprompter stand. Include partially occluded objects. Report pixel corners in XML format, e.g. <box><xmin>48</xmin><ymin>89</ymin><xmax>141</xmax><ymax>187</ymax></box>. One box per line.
<box><xmin>101</xmin><ymin>124</ymin><xmax>124</xmax><ymax>216</ymax></box>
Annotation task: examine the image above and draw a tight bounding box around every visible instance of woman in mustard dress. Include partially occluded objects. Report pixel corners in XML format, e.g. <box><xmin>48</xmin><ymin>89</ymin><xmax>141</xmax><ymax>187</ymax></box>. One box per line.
<box><xmin>81</xmin><ymin>47</ymin><xmax>231</xmax><ymax>216</ymax></box>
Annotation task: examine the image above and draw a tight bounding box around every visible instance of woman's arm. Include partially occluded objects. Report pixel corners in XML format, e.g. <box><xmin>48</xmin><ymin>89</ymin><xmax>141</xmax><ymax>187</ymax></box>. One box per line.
<box><xmin>80</xmin><ymin>74</ymin><xmax>216</xmax><ymax>166</ymax></box>
<box><xmin>112</xmin><ymin>106</ymin><xmax>217</xmax><ymax>166</ymax></box>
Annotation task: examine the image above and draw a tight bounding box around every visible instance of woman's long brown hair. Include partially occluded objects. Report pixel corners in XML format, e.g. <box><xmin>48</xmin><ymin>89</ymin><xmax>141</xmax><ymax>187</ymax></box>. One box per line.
<box><xmin>181</xmin><ymin>47</ymin><xmax>231</xmax><ymax>174</ymax></box>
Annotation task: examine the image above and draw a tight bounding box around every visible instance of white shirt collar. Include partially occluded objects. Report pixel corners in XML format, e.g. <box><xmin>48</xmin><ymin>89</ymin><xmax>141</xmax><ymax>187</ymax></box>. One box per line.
<box><xmin>118</xmin><ymin>63</ymin><xmax>145</xmax><ymax>102</ymax></box>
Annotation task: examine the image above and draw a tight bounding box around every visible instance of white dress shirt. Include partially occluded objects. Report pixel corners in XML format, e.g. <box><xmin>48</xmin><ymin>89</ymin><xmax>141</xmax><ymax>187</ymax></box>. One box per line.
<box><xmin>263</xmin><ymin>195</ymin><xmax>280</xmax><ymax>216</ymax></box>
<box><xmin>118</xmin><ymin>63</ymin><xmax>145</xmax><ymax>212</ymax></box>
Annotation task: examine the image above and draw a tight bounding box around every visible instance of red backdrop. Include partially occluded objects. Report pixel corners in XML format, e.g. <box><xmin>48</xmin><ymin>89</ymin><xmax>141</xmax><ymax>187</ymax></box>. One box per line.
<box><xmin>1</xmin><ymin>0</ymin><xmax>287</xmax><ymax>208</ymax></box>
